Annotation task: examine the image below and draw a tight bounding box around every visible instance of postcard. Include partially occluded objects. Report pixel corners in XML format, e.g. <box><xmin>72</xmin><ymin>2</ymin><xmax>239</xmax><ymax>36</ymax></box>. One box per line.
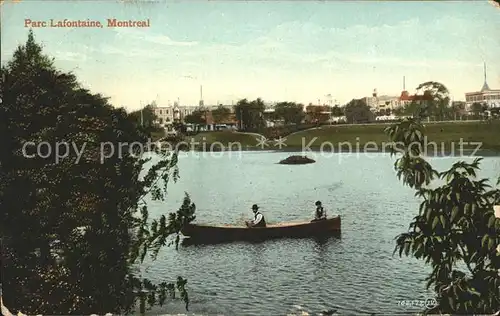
<box><xmin>1</xmin><ymin>1</ymin><xmax>499</xmax><ymax>315</ymax></box>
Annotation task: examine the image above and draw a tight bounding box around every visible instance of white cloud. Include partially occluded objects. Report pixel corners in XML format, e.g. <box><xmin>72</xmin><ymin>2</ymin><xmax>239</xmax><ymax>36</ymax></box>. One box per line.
<box><xmin>114</xmin><ymin>28</ymin><xmax>198</xmax><ymax>46</ymax></box>
<box><xmin>40</xmin><ymin>11</ymin><xmax>498</xmax><ymax>107</ymax></box>
<box><xmin>99</xmin><ymin>44</ymin><xmax>164</xmax><ymax>58</ymax></box>
<box><xmin>176</xmin><ymin>16</ymin><xmax>490</xmax><ymax>70</ymax></box>
<box><xmin>53</xmin><ymin>51</ymin><xmax>87</xmax><ymax>62</ymax></box>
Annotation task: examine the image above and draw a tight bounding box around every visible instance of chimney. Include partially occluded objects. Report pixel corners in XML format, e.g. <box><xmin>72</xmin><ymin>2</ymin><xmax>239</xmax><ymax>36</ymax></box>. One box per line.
<box><xmin>199</xmin><ymin>85</ymin><xmax>204</xmax><ymax>107</ymax></box>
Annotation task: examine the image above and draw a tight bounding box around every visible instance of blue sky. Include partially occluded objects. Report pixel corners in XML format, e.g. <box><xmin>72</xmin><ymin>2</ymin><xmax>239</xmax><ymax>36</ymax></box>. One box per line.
<box><xmin>1</xmin><ymin>1</ymin><xmax>499</xmax><ymax>110</ymax></box>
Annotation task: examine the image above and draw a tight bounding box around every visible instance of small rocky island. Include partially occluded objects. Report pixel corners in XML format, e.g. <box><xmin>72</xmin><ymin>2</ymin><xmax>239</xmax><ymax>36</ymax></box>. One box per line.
<box><xmin>278</xmin><ymin>155</ymin><xmax>316</xmax><ymax>165</ymax></box>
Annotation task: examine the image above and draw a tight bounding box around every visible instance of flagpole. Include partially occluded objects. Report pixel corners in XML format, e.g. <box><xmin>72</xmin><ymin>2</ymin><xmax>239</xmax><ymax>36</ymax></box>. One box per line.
<box><xmin>140</xmin><ymin>101</ymin><xmax>144</xmax><ymax>126</ymax></box>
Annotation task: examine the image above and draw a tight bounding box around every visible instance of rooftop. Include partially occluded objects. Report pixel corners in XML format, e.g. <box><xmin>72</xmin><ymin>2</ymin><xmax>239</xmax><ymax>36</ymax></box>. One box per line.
<box><xmin>399</xmin><ymin>90</ymin><xmax>432</xmax><ymax>102</ymax></box>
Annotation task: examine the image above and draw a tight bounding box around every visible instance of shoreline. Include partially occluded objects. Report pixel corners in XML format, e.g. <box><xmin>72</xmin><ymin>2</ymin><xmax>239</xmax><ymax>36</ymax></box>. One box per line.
<box><xmin>175</xmin><ymin>146</ymin><xmax>500</xmax><ymax>156</ymax></box>
<box><xmin>153</xmin><ymin>120</ymin><xmax>500</xmax><ymax>156</ymax></box>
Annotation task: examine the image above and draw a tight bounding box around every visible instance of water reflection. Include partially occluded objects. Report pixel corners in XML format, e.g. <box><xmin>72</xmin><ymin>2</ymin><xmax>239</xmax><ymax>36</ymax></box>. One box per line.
<box><xmin>144</xmin><ymin>153</ymin><xmax>500</xmax><ymax>315</ymax></box>
<box><xmin>180</xmin><ymin>233</ymin><xmax>341</xmax><ymax>247</ymax></box>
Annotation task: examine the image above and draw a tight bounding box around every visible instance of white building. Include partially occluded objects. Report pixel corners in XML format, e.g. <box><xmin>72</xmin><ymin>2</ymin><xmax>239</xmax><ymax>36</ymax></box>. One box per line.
<box><xmin>362</xmin><ymin>89</ymin><xmax>400</xmax><ymax>111</ymax></box>
<box><xmin>152</xmin><ymin>102</ymin><xmax>197</xmax><ymax>129</ymax></box>
<box><xmin>465</xmin><ymin>63</ymin><xmax>500</xmax><ymax>110</ymax></box>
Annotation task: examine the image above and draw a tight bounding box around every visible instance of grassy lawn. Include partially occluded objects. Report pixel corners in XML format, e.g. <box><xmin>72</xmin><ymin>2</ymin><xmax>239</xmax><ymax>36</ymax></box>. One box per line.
<box><xmin>186</xmin><ymin>131</ymin><xmax>260</xmax><ymax>148</ymax></box>
<box><xmin>149</xmin><ymin>121</ymin><xmax>500</xmax><ymax>152</ymax></box>
<box><xmin>285</xmin><ymin>120</ymin><xmax>500</xmax><ymax>151</ymax></box>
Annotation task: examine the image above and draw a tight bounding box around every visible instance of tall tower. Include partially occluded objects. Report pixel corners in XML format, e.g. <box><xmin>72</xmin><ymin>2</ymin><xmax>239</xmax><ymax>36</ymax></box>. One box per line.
<box><xmin>481</xmin><ymin>62</ymin><xmax>490</xmax><ymax>91</ymax></box>
<box><xmin>403</xmin><ymin>76</ymin><xmax>406</xmax><ymax>91</ymax></box>
<box><xmin>199</xmin><ymin>85</ymin><xmax>204</xmax><ymax>106</ymax></box>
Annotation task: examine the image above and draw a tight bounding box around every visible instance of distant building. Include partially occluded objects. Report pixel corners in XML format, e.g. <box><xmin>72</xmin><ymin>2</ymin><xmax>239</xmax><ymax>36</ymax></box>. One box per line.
<box><xmin>202</xmin><ymin>110</ymin><xmax>238</xmax><ymax>131</ymax></box>
<box><xmin>362</xmin><ymin>89</ymin><xmax>400</xmax><ymax>111</ymax></box>
<box><xmin>398</xmin><ymin>90</ymin><xmax>431</xmax><ymax>107</ymax></box>
<box><xmin>465</xmin><ymin>63</ymin><xmax>500</xmax><ymax>109</ymax></box>
<box><xmin>152</xmin><ymin>103</ymin><xmax>197</xmax><ymax>129</ymax></box>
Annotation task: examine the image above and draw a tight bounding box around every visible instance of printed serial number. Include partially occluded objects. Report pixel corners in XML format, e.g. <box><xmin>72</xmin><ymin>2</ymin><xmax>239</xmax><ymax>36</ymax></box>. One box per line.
<box><xmin>398</xmin><ymin>298</ymin><xmax>437</xmax><ymax>308</ymax></box>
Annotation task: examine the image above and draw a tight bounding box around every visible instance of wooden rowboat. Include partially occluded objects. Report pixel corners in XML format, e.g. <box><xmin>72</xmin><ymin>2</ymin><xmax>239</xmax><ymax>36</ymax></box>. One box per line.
<box><xmin>180</xmin><ymin>216</ymin><xmax>341</xmax><ymax>243</ymax></box>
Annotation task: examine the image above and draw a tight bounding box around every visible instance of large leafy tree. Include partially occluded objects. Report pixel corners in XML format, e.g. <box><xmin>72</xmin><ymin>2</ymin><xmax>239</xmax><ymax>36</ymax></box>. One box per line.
<box><xmin>274</xmin><ymin>101</ymin><xmax>305</xmax><ymax>125</ymax></box>
<box><xmin>306</xmin><ymin>104</ymin><xmax>331</xmax><ymax>124</ymax></box>
<box><xmin>331</xmin><ymin>105</ymin><xmax>344</xmax><ymax>117</ymax></box>
<box><xmin>184</xmin><ymin>108</ymin><xmax>206</xmax><ymax>132</ymax></box>
<box><xmin>415</xmin><ymin>81</ymin><xmax>451</xmax><ymax>121</ymax></box>
<box><xmin>211</xmin><ymin>105</ymin><xmax>231</xmax><ymax>124</ymax></box>
<box><xmin>470</xmin><ymin>102</ymin><xmax>486</xmax><ymax>119</ymax></box>
<box><xmin>344</xmin><ymin>98</ymin><xmax>374</xmax><ymax>124</ymax></box>
<box><xmin>234</xmin><ymin>98</ymin><xmax>265</xmax><ymax>131</ymax></box>
<box><xmin>385</xmin><ymin>113</ymin><xmax>500</xmax><ymax>314</ymax></box>
<box><xmin>184</xmin><ymin>108</ymin><xmax>206</xmax><ymax>124</ymax></box>
<box><xmin>128</xmin><ymin>103</ymin><xmax>159</xmax><ymax>130</ymax></box>
<box><xmin>0</xmin><ymin>30</ymin><xmax>195</xmax><ymax>315</ymax></box>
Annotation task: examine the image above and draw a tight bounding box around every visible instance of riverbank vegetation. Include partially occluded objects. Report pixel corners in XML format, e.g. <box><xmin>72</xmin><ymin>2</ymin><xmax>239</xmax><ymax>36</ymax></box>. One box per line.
<box><xmin>1</xmin><ymin>31</ymin><xmax>194</xmax><ymax>314</ymax></box>
<box><xmin>386</xmin><ymin>114</ymin><xmax>500</xmax><ymax>314</ymax></box>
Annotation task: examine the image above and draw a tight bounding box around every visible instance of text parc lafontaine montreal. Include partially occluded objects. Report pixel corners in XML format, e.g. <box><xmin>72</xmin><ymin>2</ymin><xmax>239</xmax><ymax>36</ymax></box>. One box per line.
<box><xmin>24</xmin><ymin>18</ymin><xmax>150</xmax><ymax>28</ymax></box>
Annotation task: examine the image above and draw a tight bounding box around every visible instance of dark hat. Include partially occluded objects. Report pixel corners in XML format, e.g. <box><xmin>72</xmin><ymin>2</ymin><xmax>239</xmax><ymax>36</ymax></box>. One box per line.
<box><xmin>252</xmin><ymin>204</ymin><xmax>259</xmax><ymax>210</ymax></box>
<box><xmin>315</xmin><ymin>201</ymin><xmax>322</xmax><ymax>206</ymax></box>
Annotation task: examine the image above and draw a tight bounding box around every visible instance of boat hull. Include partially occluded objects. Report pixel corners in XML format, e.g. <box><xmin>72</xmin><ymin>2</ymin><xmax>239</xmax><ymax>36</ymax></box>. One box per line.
<box><xmin>181</xmin><ymin>216</ymin><xmax>341</xmax><ymax>243</ymax></box>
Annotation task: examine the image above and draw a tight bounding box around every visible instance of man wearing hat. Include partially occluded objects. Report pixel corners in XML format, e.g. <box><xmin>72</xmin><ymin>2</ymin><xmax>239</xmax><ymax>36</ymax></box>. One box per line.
<box><xmin>246</xmin><ymin>204</ymin><xmax>266</xmax><ymax>228</ymax></box>
<box><xmin>311</xmin><ymin>200</ymin><xmax>327</xmax><ymax>222</ymax></box>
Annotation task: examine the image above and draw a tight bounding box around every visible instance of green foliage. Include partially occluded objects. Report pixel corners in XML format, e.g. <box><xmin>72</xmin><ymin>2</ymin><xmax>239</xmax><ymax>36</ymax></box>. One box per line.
<box><xmin>344</xmin><ymin>98</ymin><xmax>374</xmax><ymax>124</ymax></box>
<box><xmin>331</xmin><ymin>105</ymin><xmax>344</xmax><ymax>117</ymax></box>
<box><xmin>396</xmin><ymin>82</ymin><xmax>473</xmax><ymax>121</ymax></box>
<box><xmin>415</xmin><ymin>82</ymin><xmax>451</xmax><ymax>121</ymax></box>
<box><xmin>234</xmin><ymin>98</ymin><xmax>266</xmax><ymax>131</ymax></box>
<box><xmin>306</xmin><ymin>104</ymin><xmax>331</xmax><ymax>124</ymax></box>
<box><xmin>470</xmin><ymin>102</ymin><xmax>487</xmax><ymax>117</ymax></box>
<box><xmin>128</xmin><ymin>103</ymin><xmax>159</xmax><ymax>129</ymax></box>
<box><xmin>385</xmin><ymin>115</ymin><xmax>500</xmax><ymax>314</ymax></box>
<box><xmin>274</xmin><ymin>101</ymin><xmax>305</xmax><ymax>125</ymax></box>
<box><xmin>211</xmin><ymin>105</ymin><xmax>231</xmax><ymax>124</ymax></box>
<box><xmin>1</xmin><ymin>30</ymin><xmax>194</xmax><ymax>315</ymax></box>
<box><xmin>184</xmin><ymin>108</ymin><xmax>206</xmax><ymax>130</ymax></box>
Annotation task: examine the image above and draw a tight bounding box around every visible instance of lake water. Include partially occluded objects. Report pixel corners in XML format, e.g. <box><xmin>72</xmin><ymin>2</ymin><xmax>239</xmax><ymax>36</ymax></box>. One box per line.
<box><xmin>139</xmin><ymin>151</ymin><xmax>500</xmax><ymax>315</ymax></box>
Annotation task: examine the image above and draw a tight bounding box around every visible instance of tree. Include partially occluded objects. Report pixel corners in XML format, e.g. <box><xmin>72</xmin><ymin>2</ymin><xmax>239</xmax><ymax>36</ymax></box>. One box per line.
<box><xmin>305</xmin><ymin>105</ymin><xmax>330</xmax><ymax>124</ymax></box>
<box><xmin>344</xmin><ymin>99</ymin><xmax>374</xmax><ymax>124</ymax></box>
<box><xmin>211</xmin><ymin>105</ymin><xmax>231</xmax><ymax>124</ymax></box>
<box><xmin>0</xmin><ymin>30</ymin><xmax>194</xmax><ymax>315</ymax></box>
<box><xmin>128</xmin><ymin>103</ymin><xmax>158</xmax><ymax>128</ymax></box>
<box><xmin>385</xmin><ymin>114</ymin><xmax>500</xmax><ymax>314</ymax></box>
<box><xmin>184</xmin><ymin>108</ymin><xmax>206</xmax><ymax>132</ymax></box>
<box><xmin>415</xmin><ymin>81</ymin><xmax>451</xmax><ymax>121</ymax></box>
<box><xmin>400</xmin><ymin>101</ymin><xmax>424</xmax><ymax>117</ymax></box>
<box><xmin>471</xmin><ymin>102</ymin><xmax>485</xmax><ymax>119</ymax></box>
<box><xmin>274</xmin><ymin>102</ymin><xmax>305</xmax><ymax>125</ymax></box>
<box><xmin>331</xmin><ymin>105</ymin><xmax>344</xmax><ymax>117</ymax></box>
<box><xmin>490</xmin><ymin>107</ymin><xmax>500</xmax><ymax>118</ymax></box>
<box><xmin>451</xmin><ymin>101</ymin><xmax>466</xmax><ymax>119</ymax></box>
<box><xmin>234</xmin><ymin>98</ymin><xmax>265</xmax><ymax>131</ymax></box>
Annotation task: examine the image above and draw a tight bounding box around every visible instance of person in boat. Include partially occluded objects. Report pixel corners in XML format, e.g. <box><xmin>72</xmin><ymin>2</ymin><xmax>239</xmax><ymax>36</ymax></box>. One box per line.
<box><xmin>246</xmin><ymin>204</ymin><xmax>266</xmax><ymax>228</ymax></box>
<box><xmin>311</xmin><ymin>200</ymin><xmax>327</xmax><ymax>222</ymax></box>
